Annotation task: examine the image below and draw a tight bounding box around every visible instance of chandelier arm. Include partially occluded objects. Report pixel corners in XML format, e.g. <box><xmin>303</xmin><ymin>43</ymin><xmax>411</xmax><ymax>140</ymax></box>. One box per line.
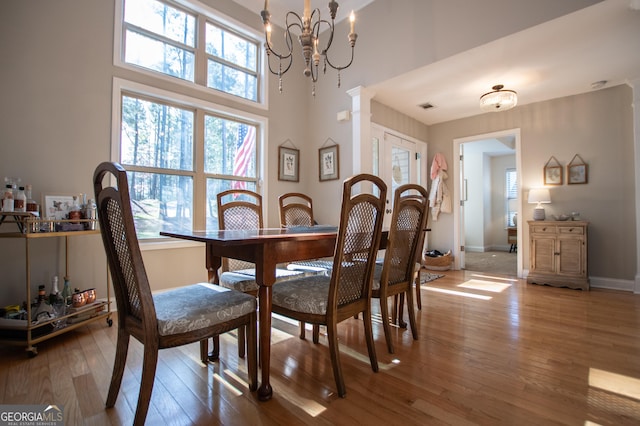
<box><xmin>323</xmin><ymin>44</ymin><xmax>356</xmax><ymax>72</ymax></box>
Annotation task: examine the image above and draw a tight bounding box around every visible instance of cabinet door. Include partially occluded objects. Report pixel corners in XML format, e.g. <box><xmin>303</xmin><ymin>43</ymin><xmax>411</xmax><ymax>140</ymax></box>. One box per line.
<box><xmin>557</xmin><ymin>236</ymin><xmax>585</xmax><ymax>277</ymax></box>
<box><xmin>531</xmin><ymin>236</ymin><xmax>556</xmax><ymax>273</ymax></box>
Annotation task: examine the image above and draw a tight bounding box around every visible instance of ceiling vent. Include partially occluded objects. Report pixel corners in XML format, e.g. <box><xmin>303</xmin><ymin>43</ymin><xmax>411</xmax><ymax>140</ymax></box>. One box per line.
<box><xmin>419</xmin><ymin>102</ymin><xmax>435</xmax><ymax>110</ymax></box>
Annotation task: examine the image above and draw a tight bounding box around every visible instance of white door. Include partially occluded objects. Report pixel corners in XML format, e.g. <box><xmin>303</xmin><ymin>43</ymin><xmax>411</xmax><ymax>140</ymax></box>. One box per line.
<box><xmin>458</xmin><ymin>143</ymin><xmax>466</xmax><ymax>269</ymax></box>
<box><xmin>373</xmin><ymin>127</ymin><xmax>427</xmax><ymax>229</ymax></box>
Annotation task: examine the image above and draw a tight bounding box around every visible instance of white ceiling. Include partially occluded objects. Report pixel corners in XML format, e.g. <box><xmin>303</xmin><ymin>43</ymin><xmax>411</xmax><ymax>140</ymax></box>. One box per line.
<box><xmin>233</xmin><ymin>0</ymin><xmax>374</xmax><ymax>28</ymax></box>
<box><xmin>237</xmin><ymin>0</ymin><xmax>640</xmax><ymax>126</ymax></box>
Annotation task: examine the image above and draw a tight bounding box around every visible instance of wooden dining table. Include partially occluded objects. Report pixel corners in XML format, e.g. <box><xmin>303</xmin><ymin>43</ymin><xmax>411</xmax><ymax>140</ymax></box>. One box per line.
<box><xmin>160</xmin><ymin>226</ymin><xmax>340</xmax><ymax>401</ymax></box>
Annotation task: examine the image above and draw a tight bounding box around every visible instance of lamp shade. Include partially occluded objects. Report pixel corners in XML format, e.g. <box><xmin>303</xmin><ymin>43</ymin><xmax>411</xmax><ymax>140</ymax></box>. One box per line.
<box><xmin>528</xmin><ymin>188</ymin><xmax>551</xmax><ymax>205</ymax></box>
<box><xmin>480</xmin><ymin>84</ymin><xmax>518</xmax><ymax>112</ymax></box>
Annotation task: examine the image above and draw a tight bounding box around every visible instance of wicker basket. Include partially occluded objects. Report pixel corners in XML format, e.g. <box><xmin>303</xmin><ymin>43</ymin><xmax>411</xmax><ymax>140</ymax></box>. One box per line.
<box><xmin>423</xmin><ymin>252</ymin><xmax>453</xmax><ymax>271</ymax></box>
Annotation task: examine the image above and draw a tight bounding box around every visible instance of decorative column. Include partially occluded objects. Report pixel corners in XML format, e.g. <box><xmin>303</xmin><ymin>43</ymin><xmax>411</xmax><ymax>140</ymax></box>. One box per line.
<box><xmin>631</xmin><ymin>78</ymin><xmax>640</xmax><ymax>294</ymax></box>
<box><xmin>347</xmin><ymin>86</ymin><xmax>375</xmax><ymax>177</ymax></box>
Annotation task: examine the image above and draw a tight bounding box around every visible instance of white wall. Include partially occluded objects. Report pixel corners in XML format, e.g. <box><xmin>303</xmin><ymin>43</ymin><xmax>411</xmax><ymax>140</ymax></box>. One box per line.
<box><xmin>0</xmin><ymin>0</ymin><xmax>620</xmax><ymax>306</ymax></box>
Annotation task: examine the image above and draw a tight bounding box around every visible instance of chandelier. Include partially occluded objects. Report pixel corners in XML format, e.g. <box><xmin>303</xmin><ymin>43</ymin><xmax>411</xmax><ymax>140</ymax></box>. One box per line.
<box><xmin>479</xmin><ymin>84</ymin><xmax>518</xmax><ymax>111</ymax></box>
<box><xmin>261</xmin><ymin>0</ymin><xmax>358</xmax><ymax>96</ymax></box>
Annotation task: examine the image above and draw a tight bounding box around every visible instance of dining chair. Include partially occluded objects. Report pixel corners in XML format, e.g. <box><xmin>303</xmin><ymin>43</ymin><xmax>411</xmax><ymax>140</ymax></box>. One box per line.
<box><xmin>271</xmin><ymin>174</ymin><xmax>387</xmax><ymax>397</ymax></box>
<box><xmin>278</xmin><ymin>192</ymin><xmax>334</xmax><ymax>276</ymax></box>
<box><xmin>278</xmin><ymin>192</ymin><xmax>314</xmax><ymax>227</ymax></box>
<box><xmin>213</xmin><ymin>188</ymin><xmax>303</xmax><ymax>358</ymax></box>
<box><xmin>372</xmin><ymin>183</ymin><xmax>429</xmax><ymax>354</ymax></box>
<box><xmin>93</xmin><ymin>162</ymin><xmax>257</xmax><ymax>426</ymax></box>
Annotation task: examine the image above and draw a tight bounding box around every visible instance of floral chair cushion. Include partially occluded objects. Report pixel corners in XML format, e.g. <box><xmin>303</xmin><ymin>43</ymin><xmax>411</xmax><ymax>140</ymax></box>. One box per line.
<box><xmin>153</xmin><ymin>283</ymin><xmax>256</xmax><ymax>336</ymax></box>
<box><xmin>272</xmin><ymin>275</ymin><xmax>331</xmax><ymax>315</ymax></box>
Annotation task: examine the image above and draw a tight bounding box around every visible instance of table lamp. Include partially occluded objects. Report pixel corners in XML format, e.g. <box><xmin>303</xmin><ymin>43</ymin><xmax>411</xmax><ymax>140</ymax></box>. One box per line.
<box><xmin>528</xmin><ymin>188</ymin><xmax>551</xmax><ymax>221</ymax></box>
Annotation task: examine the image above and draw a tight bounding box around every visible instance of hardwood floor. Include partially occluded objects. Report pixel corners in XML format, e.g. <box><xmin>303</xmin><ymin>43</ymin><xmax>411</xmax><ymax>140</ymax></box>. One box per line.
<box><xmin>2</xmin><ymin>270</ymin><xmax>640</xmax><ymax>425</ymax></box>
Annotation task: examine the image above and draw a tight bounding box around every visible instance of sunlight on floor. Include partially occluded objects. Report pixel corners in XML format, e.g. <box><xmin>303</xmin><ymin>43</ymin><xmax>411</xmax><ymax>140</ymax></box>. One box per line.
<box><xmin>469</xmin><ymin>273</ymin><xmax>518</xmax><ymax>283</ymax></box>
<box><xmin>589</xmin><ymin>368</ymin><xmax>640</xmax><ymax>401</ymax></box>
<box><xmin>212</xmin><ymin>372</ymin><xmax>243</xmax><ymax>396</ymax></box>
<box><xmin>458</xmin><ymin>279</ymin><xmax>512</xmax><ymax>293</ymax></box>
<box><xmin>423</xmin><ymin>286</ymin><xmax>492</xmax><ymax>300</ymax></box>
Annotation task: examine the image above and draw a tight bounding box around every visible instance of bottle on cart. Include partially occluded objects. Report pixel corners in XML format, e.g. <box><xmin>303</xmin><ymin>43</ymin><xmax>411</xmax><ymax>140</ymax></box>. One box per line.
<box><xmin>14</xmin><ymin>186</ymin><xmax>26</xmax><ymax>212</ymax></box>
<box><xmin>61</xmin><ymin>276</ymin><xmax>72</xmax><ymax>306</ymax></box>
<box><xmin>25</xmin><ymin>184</ymin><xmax>39</xmax><ymax>214</ymax></box>
<box><xmin>85</xmin><ymin>198</ymin><xmax>97</xmax><ymax>230</ymax></box>
<box><xmin>49</xmin><ymin>276</ymin><xmax>64</xmax><ymax>305</ymax></box>
<box><xmin>2</xmin><ymin>184</ymin><xmax>14</xmax><ymax>212</ymax></box>
<box><xmin>49</xmin><ymin>276</ymin><xmax>65</xmax><ymax>318</ymax></box>
<box><xmin>33</xmin><ymin>284</ymin><xmax>54</xmax><ymax>323</ymax></box>
<box><xmin>68</xmin><ymin>195</ymin><xmax>83</xmax><ymax>224</ymax></box>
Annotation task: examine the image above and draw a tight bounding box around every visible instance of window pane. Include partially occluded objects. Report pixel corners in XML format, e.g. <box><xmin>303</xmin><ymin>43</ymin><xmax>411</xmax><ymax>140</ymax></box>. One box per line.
<box><xmin>124</xmin><ymin>0</ymin><xmax>195</xmax><ymax>47</ymax></box>
<box><xmin>126</xmin><ymin>171</ymin><xmax>193</xmax><ymax>238</ymax></box>
<box><xmin>204</xmin><ymin>116</ymin><xmax>256</xmax><ymax>178</ymax></box>
<box><xmin>205</xmin><ymin>23</ymin><xmax>257</xmax><ymax>71</ymax></box>
<box><xmin>121</xmin><ymin>95</ymin><xmax>194</xmax><ymax>171</ymax></box>
<box><xmin>506</xmin><ymin>168</ymin><xmax>517</xmax><ymax>227</ymax></box>
<box><xmin>205</xmin><ymin>178</ymin><xmax>257</xmax><ymax>230</ymax></box>
<box><xmin>207</xmin><ymin>60</ymin><xmax>257</xmax><ymax>101</ymax></box>
<box><xmin>125</xmin><ymin>30</ymin><xmax>195</xmax><ymax>81</ymax></box>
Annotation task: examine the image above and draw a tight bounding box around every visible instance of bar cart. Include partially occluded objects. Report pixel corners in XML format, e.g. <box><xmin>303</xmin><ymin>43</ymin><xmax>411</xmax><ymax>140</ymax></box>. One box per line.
<box><xmin>0</xmin><ymin>212</ymin><xmax>111</xmax><ymax>357</ymax></box>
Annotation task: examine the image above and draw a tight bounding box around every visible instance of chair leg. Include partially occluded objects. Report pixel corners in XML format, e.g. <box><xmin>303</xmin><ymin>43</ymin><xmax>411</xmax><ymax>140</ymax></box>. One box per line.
<box><xmin>415</xmin><ymin>273</ymin><xmax>422</xmax><ymax>311</ymax></box>
<box><xmin>398</xmin><ymin>293</ymin><xmax>407</xmax><ymax>328</ymax></box>
<box><xmin>237</xmin><ymin>326</ymin><xmax>246</xmax><ymax>358</ymax></box>
<box><xmin>362</xmin><ymin>306</ymin><xmax>379</xmax><ymax>373</ymax></box>
<box><xmin>133</xmin><ymin>342</ymin><xmax>159</xmax><ymax>426</ymax></box>
<box><xmin>391</xmin><ymin>294</ymin><xmax>399</xmax><ymax>325</ymax></box>
<box><xmin>312</xmin><ymin>324</ymin><xmax>320</xmax><ymax>344</ymax></box>
<box><xmin>405</xmin><ymin>288</ymin><xmax>419</xmax><ymax>341</ymax></box>
<box><xmin>380</xmin><ymin>295</ymin><xmax>395</xmax><ymax>354</ymax></box>
<box><xmin>106</xmin><ymin>330</ymin><xmax>130</xmax><ymax>408</ymax></box>
<box><xmin>199</xmin><ymin>340</ymin><xmax>208</xmax><ymax>364</ymax></box>
<box><xmin>246</xmin><ymin>313</ymin><xmax>258</xmax><ymax>392</ymax></box>
<box><xmin>299</xmin><ymin>321</ymin><xmax>306</xmax><ymax>339</ymax></box>
<box><xmin>209</xmin><ymin>336</ymin><xmax>220</xmax><ymax>361</ymax></box>
<box><xmin>326</xmin><ymin>322</ymin><xmax>346</xmax><ymax>397</ymax></box>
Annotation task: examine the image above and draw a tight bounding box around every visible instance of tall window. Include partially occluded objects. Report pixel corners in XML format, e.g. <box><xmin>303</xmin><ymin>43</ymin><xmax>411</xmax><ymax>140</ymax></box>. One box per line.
<box><xmin>115</xmin><ymin>0</ymin><xmax>264</xmax><ymax>240</ymax></box>
<box><xmin>119</xmin><ymin>0</ymin><xmax>262</xmax><ymax>103</ymax></box>
<box><xmin>505</xmin><ymin>168</ymin><xmax>517</xmax><ymax>227</ymax></box>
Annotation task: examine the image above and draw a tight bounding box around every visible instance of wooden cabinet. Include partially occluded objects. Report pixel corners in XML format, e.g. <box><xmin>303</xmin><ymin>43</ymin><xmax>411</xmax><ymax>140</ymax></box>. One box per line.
<box><xmin>527</xmin><ymin>220</ymin><xmax>589</xmax><ymax>290</ymax></box>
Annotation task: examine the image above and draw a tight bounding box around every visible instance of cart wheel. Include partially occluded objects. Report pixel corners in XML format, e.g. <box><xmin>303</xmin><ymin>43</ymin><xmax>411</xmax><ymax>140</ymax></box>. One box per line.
<box><xmin>27</xmin><ymin>348</ymin><xmax>38</xmax><ymax>358</ymax></box>
<box><xmin>107</xmin><ymin>318</ymin><xmax>113</xmax><ymax>327</ymax></box>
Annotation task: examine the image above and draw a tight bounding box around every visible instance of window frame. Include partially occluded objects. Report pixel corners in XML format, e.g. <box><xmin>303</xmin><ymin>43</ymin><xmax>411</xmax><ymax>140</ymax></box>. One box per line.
<box><xmin>505</xmin><ymin>167</ymin><xmax>517</xmax><ymax>227</ymax></box>
<box><xmin>113</xmin><ymin>0</ymin><xmax>268</xmax><ymax>110</ymax></box>
<box><xmin>111</xmin><ymin>77</ymin><xmax>268</xmax><ymax>245</ymax></box>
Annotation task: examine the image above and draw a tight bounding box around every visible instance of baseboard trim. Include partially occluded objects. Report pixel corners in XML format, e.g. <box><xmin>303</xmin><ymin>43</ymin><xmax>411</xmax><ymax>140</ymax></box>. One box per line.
<box><xmin>589</xmin><ymin>276</ymin><xmax>635</xmax><ymax>292</ymax></box>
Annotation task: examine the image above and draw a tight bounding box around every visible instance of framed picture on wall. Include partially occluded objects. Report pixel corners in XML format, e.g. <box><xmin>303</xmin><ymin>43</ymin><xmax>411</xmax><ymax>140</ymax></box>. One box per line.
<box><xmin>278</xmin><ymin>146</ymin><xmax>299</xmax><ymax>182</ymax></box>
<box><xmin>319</xmin><ymin>144</ymin><xmax>339</xmax><ymax>181</ymax></box>
<box><xmin>567</xmin><ymin>154</ymin><xmax>588</xmax><ymax>184</ymax></box>
<box><xmin>543</xmin><ymin>156</ymin><xmax>563</xmax><ymax>185</ymax></box>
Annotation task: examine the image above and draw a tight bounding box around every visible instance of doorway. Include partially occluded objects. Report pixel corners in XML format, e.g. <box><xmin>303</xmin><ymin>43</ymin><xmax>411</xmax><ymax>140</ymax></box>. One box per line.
<box><xmin>371</xmin><ymin>124</ymin><xmax>428</xmax><ymax>230</ymax></box>
<box><xmin>453</xmin><ymin>129</ymin><xmax>523</xmax><ymax>278</ymax></box>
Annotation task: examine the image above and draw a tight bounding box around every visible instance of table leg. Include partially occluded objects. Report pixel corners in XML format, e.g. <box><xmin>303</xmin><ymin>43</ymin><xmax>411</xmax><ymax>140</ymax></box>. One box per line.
<box><xmin>258</xmin><ymin>284</ymin><xmax>273</xmax><ymax>401</ymax></box>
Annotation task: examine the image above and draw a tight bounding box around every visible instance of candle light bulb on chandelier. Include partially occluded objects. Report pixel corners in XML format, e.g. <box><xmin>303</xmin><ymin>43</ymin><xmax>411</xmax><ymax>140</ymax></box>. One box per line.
<box><xmin>261</xmin><ymin>1</ymin><xmax>358</xmax><ymax>95</ymax></box>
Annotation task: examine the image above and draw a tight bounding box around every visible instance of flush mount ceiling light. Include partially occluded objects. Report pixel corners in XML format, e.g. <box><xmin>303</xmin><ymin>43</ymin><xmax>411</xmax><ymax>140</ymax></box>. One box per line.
<box><xmin>479</xmin><ymin>84</ymin><xmax>518</xmax><ymax>112</ymax></box>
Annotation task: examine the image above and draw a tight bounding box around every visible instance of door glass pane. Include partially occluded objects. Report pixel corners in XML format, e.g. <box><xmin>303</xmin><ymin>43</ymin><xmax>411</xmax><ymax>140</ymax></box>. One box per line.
<box><xmin>391</xmin><ymin>146</ymin><xmax>410</xmax><ymax>194</ymax></box>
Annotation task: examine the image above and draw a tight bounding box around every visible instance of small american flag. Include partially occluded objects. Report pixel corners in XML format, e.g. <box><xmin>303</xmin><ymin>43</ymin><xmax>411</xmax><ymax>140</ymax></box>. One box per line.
<box><xmin>232</xmin><ymin>125</ymin><xmax>255</xmax><ymax>190</ymax></box>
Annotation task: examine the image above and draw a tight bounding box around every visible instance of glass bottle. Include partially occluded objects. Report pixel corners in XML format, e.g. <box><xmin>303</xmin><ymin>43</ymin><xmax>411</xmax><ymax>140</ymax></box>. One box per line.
<box><xmin>2</xmin><ymin>184</ymin><xmax>14</xmax><ymax>212</ymax></box>
<box><xmin>68</xmin><ymin>195</ymin><xmax>83</xmax><ymax>224</ymax></box>
<box><xmin>14</xmin><ymin>186</ymin><xmax>26</xmax><ymax>212</ymax></box>
<box><xmin>61</xmin><ymin>276</ymin><xmax>72</xmax><ymax>306</ymax></box>
<box><xmin>25</xmin><ymin>184</ymin><xmax>39</xmax><ymax>214</ymax></box>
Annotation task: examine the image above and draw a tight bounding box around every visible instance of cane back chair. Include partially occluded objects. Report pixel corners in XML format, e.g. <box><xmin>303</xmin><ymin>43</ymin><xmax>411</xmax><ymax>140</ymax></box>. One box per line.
<box><xmin>271</xmin><ymin>174</ymin><xmax>387</xmax><ymax>397</ymax></box>
<box><xmin>93</xmin><ymin>162</ymin><xmax>257</xmax><ymax>425</ymax></box>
